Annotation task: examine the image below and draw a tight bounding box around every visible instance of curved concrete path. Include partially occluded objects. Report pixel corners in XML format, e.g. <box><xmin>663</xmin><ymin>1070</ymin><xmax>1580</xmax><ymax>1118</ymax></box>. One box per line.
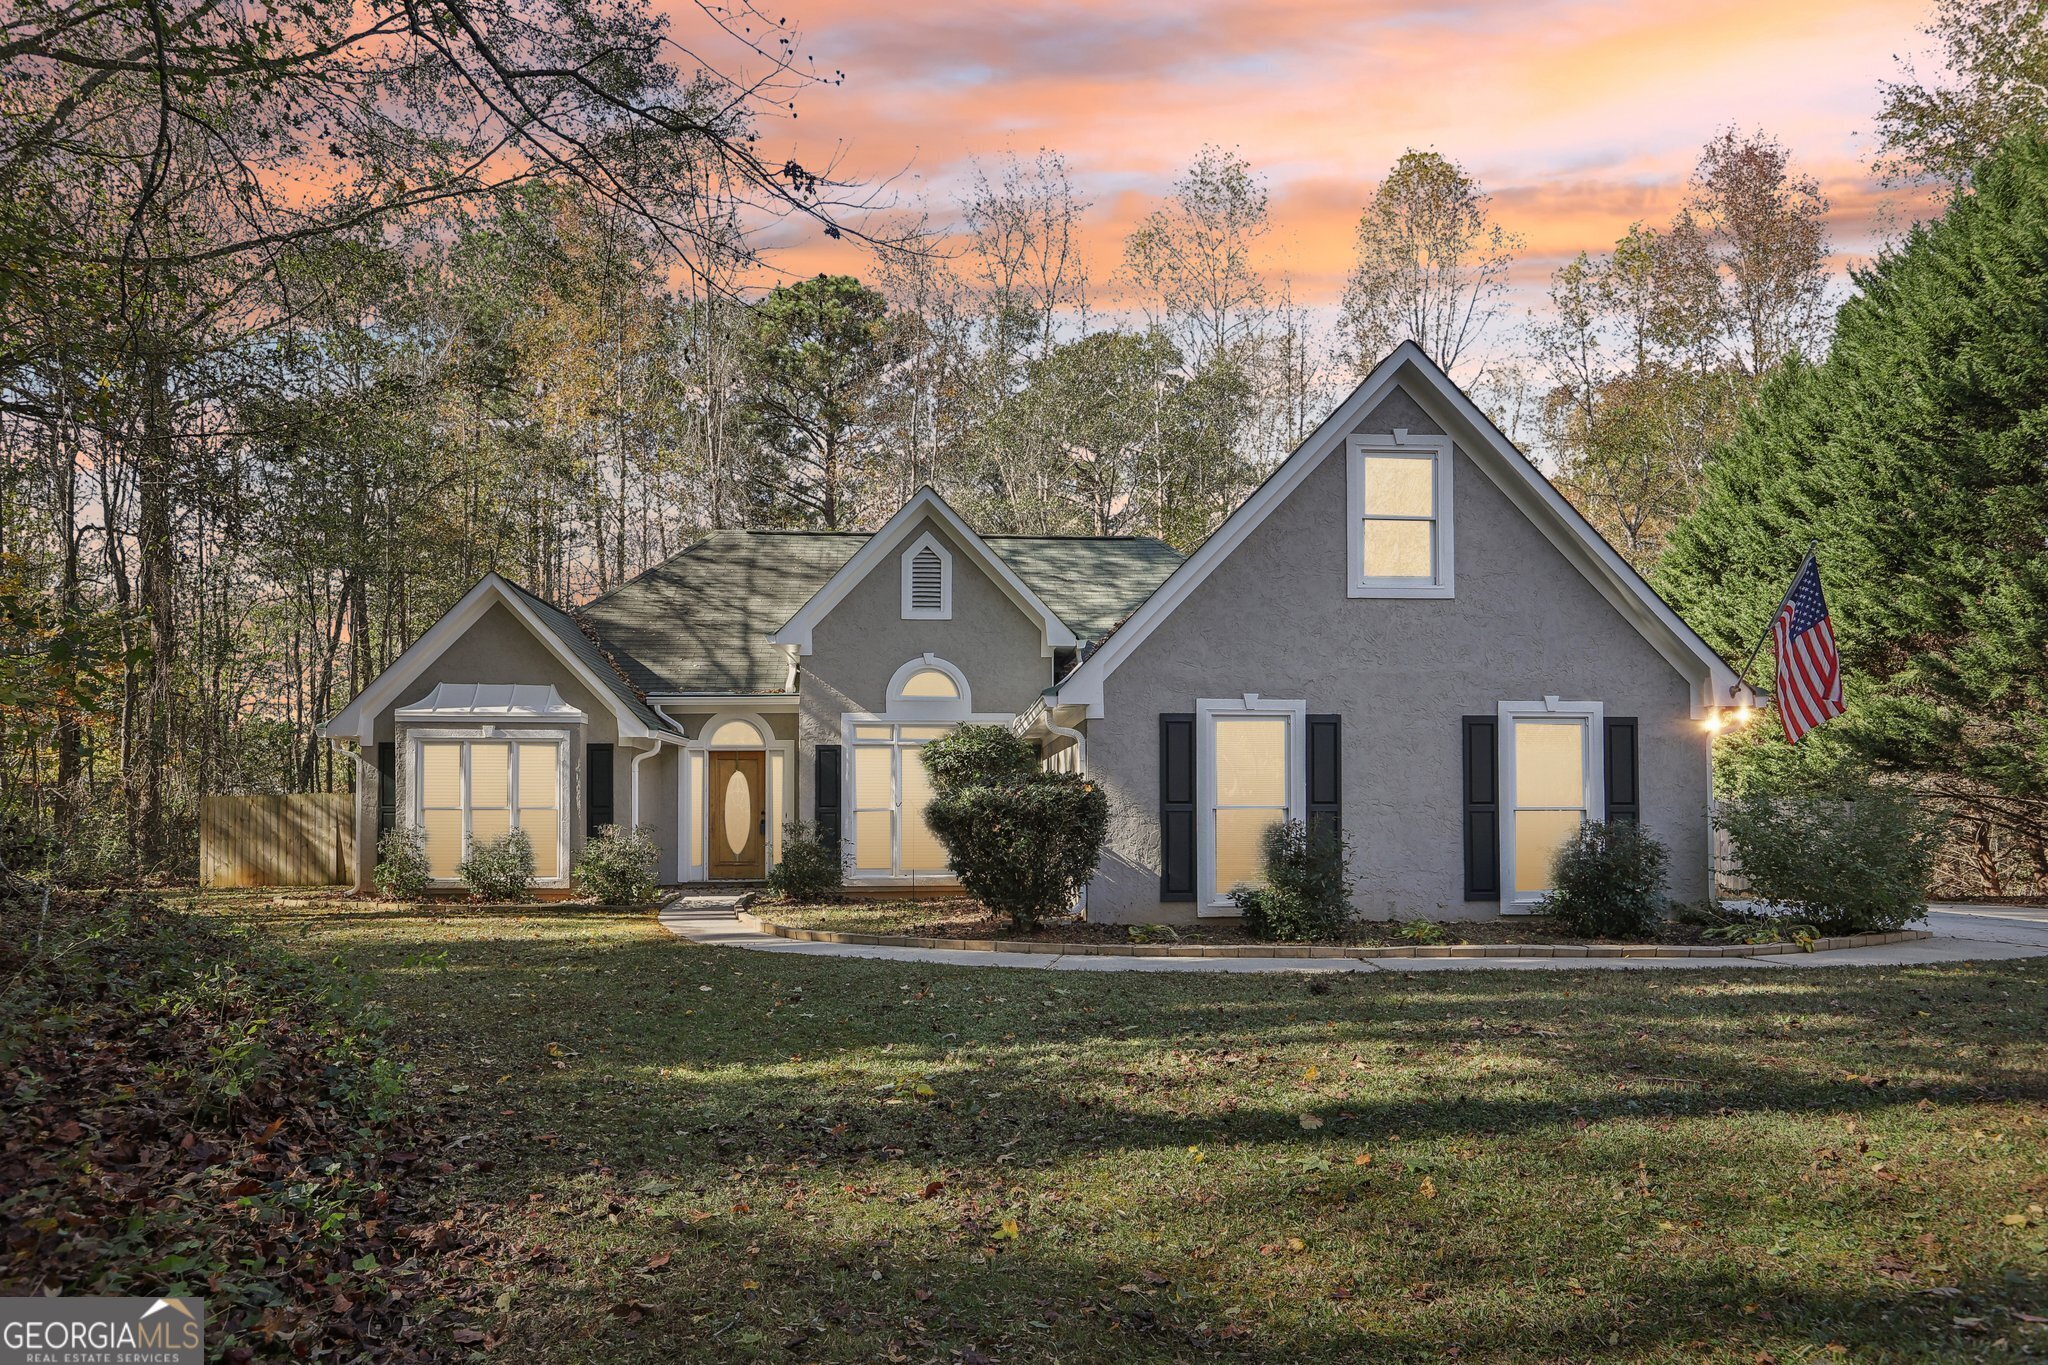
<box><xmin>658</xmin><ymin>900</ymin><xmax>2048</xmax><ymax>973</ymax></box>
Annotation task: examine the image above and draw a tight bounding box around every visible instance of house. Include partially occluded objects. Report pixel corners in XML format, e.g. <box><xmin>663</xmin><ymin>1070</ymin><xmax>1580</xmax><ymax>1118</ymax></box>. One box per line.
<box><xmin>324</xmin><ymin>343</ymin><xmax>1756</xmax><ymax>921</ymax></box>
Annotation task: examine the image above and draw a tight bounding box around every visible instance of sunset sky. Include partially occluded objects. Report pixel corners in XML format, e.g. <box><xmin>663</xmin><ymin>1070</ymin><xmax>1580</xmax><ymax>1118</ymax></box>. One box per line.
<box><xmin>703</xmin><ymin>0</ymin><xmax>1948</xmax><ymax>326</ymax></box>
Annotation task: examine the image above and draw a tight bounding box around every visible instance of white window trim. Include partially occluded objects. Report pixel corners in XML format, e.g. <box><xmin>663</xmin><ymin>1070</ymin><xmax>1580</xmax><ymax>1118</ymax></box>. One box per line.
<box><xmin>1496</xmin><ymin>698</ymin><xmax>1605</xmax><ymax>913</ymax></box>
<box><xmin>403</xmin><ymin>726</ymin><xmax>573</xmax><ymax>889</ymax></box>
<box><xmin>885</xmin><ymin>653</ymin><xmax>974</xmax><ymax>721</ymax></box>
<box><xmin>1346</xmin><ymin>430</ymin><xmax>1455</xmax><ymax>599</ymax></box>
<box><xmin>1195</xmin><ymin>695</ymin><xmax>1308</xmax><ymax>916</ymax></box>
<box><xmin>841</xmin><ymin>661</ymin><xmax>1012</xmax><ymax>883</ymax></box>
<box><xmin>675</xmin><ymin>712</ymin><xmax>793</xmax><ymax>883</ymax></box>
<box><xmin>900</xmin><ymin>530</ymin><xmax>953</xmax><ymax>620</ymax></box>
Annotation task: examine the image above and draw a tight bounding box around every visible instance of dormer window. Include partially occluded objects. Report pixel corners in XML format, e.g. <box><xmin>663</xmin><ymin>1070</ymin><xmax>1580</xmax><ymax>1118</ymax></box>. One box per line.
<box><xmin>1346</xmin><ymin>432</ymin><xmax>1454</xmax><ymax>599</ymax></box>
<box><xmin>901</xmin><ymin>532</ymin><xmax>952</xmax><ymax>619</ymax></box>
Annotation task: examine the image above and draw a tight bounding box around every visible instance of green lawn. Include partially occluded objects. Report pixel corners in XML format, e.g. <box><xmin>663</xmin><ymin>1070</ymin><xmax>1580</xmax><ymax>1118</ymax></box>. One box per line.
<box><xmin>202</xmin><ymin>893</ymin><xmax>2048</xmax><ymax>1361</ymax></box>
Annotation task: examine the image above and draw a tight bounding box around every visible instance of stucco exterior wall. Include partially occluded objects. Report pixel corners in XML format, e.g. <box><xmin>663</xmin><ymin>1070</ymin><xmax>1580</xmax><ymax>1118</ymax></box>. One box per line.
<box><xmin>352</xmin><ymin>601</ymin><xmax>636</xmax><ymax>892</ymax></box>
<box><xmin>795</xmin><ymin>514</ymin><xmax>1054</xmax><ymax>821</ymax></box>
<box><xmin>1084</xmin><ymin>383</ymin><xmax>1711</xmax><ymax>923</ymax></box>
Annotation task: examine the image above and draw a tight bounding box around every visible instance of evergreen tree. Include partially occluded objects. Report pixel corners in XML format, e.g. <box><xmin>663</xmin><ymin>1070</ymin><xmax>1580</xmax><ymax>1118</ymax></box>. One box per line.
<box><xmin>1659</xmin><ymin>136</ymin><xmax>2048</xmax><ymax>891</ymax></box>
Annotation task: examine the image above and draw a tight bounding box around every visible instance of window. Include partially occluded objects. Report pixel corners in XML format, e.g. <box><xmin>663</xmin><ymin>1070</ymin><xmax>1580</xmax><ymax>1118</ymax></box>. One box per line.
<box><xmin>1498</xmin><ymin>700</ymin><xmax>1604</xmax><ymax>908</ymax></box>
<box><xmin>849</xmin><ymin>722</ymin><xmax>954</xmax><ymax>876</ymax></box>
<box><xmin>414</xmin><ymin>736</ymin><xmax>566</xmax><ymax>882</ymax></box>
<box><xmin>900</xmin><ymin>531</ymin><xmax>952</xmax><ymax>619</ymax></box>
<box><xmin>1196</xmin><ymin>696</ymin><xmax>1306</xmax><ymax>912</ymax></box>
<box><xmin>897</xmin><ymin>668</ymin><xmax>958</xmax><ymax>699</ymax></box>
<box><xmin>705</xmin><ymin>718</ymin><xmax>765</xmax><ymax>746</ymax></box>
<box><xmin>1347</xmin><ymin>433</ymin><xmax>1454</xmax><ymax>598</ymax></box>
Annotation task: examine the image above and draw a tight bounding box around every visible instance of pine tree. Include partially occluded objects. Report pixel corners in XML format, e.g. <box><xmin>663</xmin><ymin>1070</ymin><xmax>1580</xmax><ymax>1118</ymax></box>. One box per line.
<box><xmin>1659</xmin><ymin>135</ymin><xmax>2048</xmax><ymax>891</ymax></box>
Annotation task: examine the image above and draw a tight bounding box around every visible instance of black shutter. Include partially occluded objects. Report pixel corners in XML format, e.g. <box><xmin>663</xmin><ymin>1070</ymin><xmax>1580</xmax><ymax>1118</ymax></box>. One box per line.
<box><xmin>376</xmin><ymin>741</ymin><xmax>396</xmax><ymax>838</ymax></box>
<box><xmin>1306</xmin><ymin>714</ymin><xmax>1341</xmax><ymax>841</ymax></box>
<box><xmin>813</xmin><ymin>745</ymin><xmax>843</xmax><ymax>852</ymax></box>
<box><xmin>1159</xmin><ymin>713</ymin><xmax>1197</xmax><ymax>902</ymax></box>
<box><xmin>1462</xmin><ymin>716</ymin><xmax>1499</xmax><ymax>900</ymax></box>
<box><xmin>586</xmin><ymin>743</ymin><xmax>614</xmax><ymax>836</ymax></box>
<box><xmin>1604</xmin><ymin>717</ymin><xmax>1639</xmax><ymax>824</ymax></box>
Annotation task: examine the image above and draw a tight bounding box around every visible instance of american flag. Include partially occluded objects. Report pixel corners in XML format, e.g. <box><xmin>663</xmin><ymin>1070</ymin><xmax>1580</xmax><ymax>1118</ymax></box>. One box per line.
<box><xmin>1770</xmin><ymin>553</ymin><xmax>1844</xmax><ymax>742</ymax></box>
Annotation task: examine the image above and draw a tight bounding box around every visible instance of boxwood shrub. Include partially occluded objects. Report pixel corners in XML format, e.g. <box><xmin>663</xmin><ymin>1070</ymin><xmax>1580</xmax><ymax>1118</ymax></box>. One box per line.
<box><xmin>1230</xmin><ymin>819</ymin><xmax>1354</xmax><ymax>941</ymax></box>
<box><xmin>1539</xmin><ymin>819</ymin><xmax>1669</xmax><ymax>939</ymax></box>
<box><xmin>919</xmin><ymin>725</ymin><xmax>1108</xmax><ymax>932</ymax></box>
<box><xmin>575</xmin><ymin>824</ymin><xmax>660</xmax><ymax>904</ymax></box>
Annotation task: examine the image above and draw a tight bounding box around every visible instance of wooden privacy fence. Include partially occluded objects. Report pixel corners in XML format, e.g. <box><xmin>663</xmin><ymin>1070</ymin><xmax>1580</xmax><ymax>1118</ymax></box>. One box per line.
<box><xmin>200</xmin><ymin>793</ymin><xmax>354</xmax><ymax>887</ymax></box>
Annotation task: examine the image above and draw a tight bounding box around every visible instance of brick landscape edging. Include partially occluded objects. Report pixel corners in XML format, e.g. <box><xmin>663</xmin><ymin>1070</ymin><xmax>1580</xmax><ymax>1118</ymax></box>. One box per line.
<box><xmin>734</xmin><ymin>911</ymin><xmax>1933</xmax><ymax>960</ymax></box>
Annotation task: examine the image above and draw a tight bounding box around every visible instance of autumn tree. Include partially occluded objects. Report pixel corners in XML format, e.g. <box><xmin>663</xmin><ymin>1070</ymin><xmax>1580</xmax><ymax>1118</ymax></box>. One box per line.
<box><xmin>1340</xmin><ymin>150</ymin><xmax>1523</xmax><ymax>379</ymax></box>
<box><xmin>1875</xmin><ymin>0</ymin><xmax>2048</xmax><ymax>186</ymax></box>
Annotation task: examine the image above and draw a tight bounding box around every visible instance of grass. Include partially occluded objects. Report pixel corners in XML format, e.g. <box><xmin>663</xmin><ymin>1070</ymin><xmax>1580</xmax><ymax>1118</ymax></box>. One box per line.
<box><xmin>195</xmin><ymin>890</ymin><xmax>2048</xmax><ymax>1362</ymax></box>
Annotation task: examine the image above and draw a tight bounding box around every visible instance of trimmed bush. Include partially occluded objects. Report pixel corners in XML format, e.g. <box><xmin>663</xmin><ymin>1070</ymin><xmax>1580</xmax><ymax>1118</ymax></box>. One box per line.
<box><xmin>1229</xmin><ymin>819</ymin><xmax>1354</xmax><ymax>941</ymax></box>
<box><xmin>918</xmin><ymin>724</ymin><xmax>1039</xmax><ymax>794</ymax></box>
<box><xmin>575</xmin><ymin>824</ymin><xmax>660</xmax><ymax>904</ymax></box>
<box><xmin>1715</xmin><ymin>788</ymin><xmax>1941</xmax><ymax>934</ymax></box>
<box><xmin>373</xmin><ymin>826</ymin><xmax>433</xmax><ymax>900</ymax></box>
<box><xmin>767</xmin><ymin>821</ymin><xmax>845</xmax><ymax>901</ymax></box>
<box><xmin>924</xmin><ymin>774</ymin><xmax>1108</xmax><ymax>931</ymax></box>
<box><xmin>458</xmin><ymin>828</ymin><xmax>534</xmax><ymax>903</ymax></box>
<box><xmin>1539</xmin><ymin>819</ymin><xmax>1669</xmax><ymax>939</ymax></box>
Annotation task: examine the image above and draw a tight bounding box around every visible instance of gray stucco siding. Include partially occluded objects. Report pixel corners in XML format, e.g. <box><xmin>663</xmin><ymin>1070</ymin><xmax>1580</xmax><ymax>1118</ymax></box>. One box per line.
<box><xmin>795</xmin><ymin>514</ymin><xmax>1054</xmax><ymax>822</ymax></box>
<box><xmin>1084</xmin><ymin>384</ymin><xmax>1711</xmax><ymax>923</ymax></box>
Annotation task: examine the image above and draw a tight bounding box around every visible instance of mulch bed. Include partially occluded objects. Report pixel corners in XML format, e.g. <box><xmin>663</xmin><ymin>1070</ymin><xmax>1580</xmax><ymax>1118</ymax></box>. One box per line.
<box><xmin>756</xmin><ymin>898</ymin><xmax>1713</xmax><ymax>947</ymax></box>
<box><xmin>0</xmin><ymin>883</ymin><xmax>532</xmax><ymax>1360</ymax></box>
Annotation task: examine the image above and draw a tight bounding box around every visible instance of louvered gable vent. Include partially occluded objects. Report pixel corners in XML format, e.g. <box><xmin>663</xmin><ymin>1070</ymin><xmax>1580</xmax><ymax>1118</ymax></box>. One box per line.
<box><xmin>910</xmin><ymin>547</ymin><xmax>943</xmax><ymax>608</ymax></box>
<box><xmin>901</xmin><ymin>534</ymin><xmax>951</xmax><ymax>618</ymax></box>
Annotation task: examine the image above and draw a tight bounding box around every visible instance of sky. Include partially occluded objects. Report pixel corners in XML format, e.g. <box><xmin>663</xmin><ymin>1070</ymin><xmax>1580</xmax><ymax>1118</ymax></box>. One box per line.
<box><xmin>686</xmin><ymin>0</ymin><xmax>1946</xmax><ymax>318</ymax></box>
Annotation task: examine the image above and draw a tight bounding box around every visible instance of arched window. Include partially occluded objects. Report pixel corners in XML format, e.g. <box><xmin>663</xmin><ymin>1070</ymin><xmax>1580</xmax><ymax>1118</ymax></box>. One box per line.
<box><xmin>703</xmin><ymin>717</ymin><xmax>767</xmax><ymax>746</ymax></box>
<box><xmin>886</xmin><ymin>654</ymin><xmax>971</xmax><ymax>715</ymax></box>
<box><xmin>900</xmin><ymin>531</ymin><xmax>952</xmax><ymax>619</ymax></box>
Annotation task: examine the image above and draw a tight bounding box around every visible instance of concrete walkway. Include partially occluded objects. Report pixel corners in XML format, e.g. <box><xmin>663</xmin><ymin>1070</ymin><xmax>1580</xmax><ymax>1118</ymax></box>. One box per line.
<box><xmin>658</xmin><ymin>899</ymin><xmax>2048</xmax><ymax>973</ymax></box>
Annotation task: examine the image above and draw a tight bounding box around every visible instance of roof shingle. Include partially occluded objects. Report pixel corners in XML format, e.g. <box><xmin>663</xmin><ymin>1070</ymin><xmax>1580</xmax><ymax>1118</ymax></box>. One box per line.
<box><xmin>577</xmin><ymin>528</ymin><xmax>1181</xmax><ymax>695</ymax></box>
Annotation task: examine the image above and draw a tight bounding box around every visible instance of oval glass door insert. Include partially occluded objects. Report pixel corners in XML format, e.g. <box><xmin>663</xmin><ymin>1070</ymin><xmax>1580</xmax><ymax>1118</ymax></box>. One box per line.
<box><xmin>722</xmin><ymin>766</ymin><xmax>754</xmax><ymax>853</ymax></box>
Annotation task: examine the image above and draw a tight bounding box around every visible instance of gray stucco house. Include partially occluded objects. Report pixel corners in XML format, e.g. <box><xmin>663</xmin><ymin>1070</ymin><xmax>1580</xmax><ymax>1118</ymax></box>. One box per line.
<box><xmin>325</xmin><ymin>343</ymin><xmax>1754</xmax><ymax>921</ymax></box>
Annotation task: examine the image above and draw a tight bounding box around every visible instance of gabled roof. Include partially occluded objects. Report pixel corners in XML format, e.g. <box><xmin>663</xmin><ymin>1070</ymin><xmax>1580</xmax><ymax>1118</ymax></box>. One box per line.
<box><xmin>324</xmin><ymin>574</ymin><xmax>677</xmax><ymax>743</ymax></box>
<box><xmin>581</xmin><ymin>532</ymin><xmax>865</xmax><ymax>697</ymax></box>
<box><xmin>575</xmin><ymin>524</ymin><xmax>1181</xmax><ymax>696</ymax></box>
<box><xmin>1052</xmin><ymin>341</ymin><xmax>1754</xmax><ymax>718</ymax></box>
<box><xmin>769</xmin><ymin>488</ymin><xmax>1078</xmax><ymax>657</ymax></box>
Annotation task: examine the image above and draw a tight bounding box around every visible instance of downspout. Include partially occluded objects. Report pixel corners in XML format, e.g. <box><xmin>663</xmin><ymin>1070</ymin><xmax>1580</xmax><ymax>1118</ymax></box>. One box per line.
<box><xmin>629</xmin><ymin>745</ymin><xmax>657</xmax><ymax>829</ymax></box>
<box><xmin>1042</xmin><ymin>717</ymin><xmax>1090</xmax><ymax>918</ymax></box>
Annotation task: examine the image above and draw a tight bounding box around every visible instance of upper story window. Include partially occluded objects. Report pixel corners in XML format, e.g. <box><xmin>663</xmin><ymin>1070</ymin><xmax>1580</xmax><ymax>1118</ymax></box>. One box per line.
<box><xmin>901</xmin><ymin>531</ymin><xmax>953</xmax><ymax>619</ymax></box>
<box><xmin>1346</xmin><ymin>432</ymin><xmax>1454</xmax><ymax>599</ymax></box>
<box><xmin>886</xmin><ymin>654</ymin><xmax>971</xmax><ymax>717</ymax></box>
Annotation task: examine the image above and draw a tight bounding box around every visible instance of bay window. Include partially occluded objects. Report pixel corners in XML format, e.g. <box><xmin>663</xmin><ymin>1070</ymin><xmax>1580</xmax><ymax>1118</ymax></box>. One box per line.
<box><xmin>412</xmin><ymin>734</ymin><xmax>568</xmax><ymax>883</ymax></box>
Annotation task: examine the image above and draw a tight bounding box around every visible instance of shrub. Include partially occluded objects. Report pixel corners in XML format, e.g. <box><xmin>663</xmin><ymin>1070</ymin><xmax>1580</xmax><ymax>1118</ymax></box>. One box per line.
<box><xmin>1230</xmin><ymin>819</ymin><xmax>1353</xmax><ymax>941</ymax></box>
<box><xmin>918</xmin><ymin>724</ymin><xmax>1039</xmax><ymax>794</ymax></box>
<box><xmin>767</xmin><ymin>821</ymin><xmax>845</xmax><ymax>901</ymax></box>
<box><xmin>458</xmin><ymin>828</ymin><xmax>534</xmax><ymax>903</ymax></box>
<box><xmin>373</xmin><ymin>827</ymin><xmax>433</xmax><ymax>900</ymax></box>
<box><xmin>1715</xmin><ymin>787</ymin><xmax>1941</xmax><ymax>934</ymax></box>
<box><xmin>1539</xmin><ymin>819</ymin><xmax>1669</xmax><ymax>939</ymax></box>
<box><xmin>924</xmin><ymin>773</ymin><xmax>1108</xmax><ymax>932</ymax></box>
<box><xmin>575</xmin><ymin>824</ymin><xmax>660</xmax><ymax>904</ymax></box>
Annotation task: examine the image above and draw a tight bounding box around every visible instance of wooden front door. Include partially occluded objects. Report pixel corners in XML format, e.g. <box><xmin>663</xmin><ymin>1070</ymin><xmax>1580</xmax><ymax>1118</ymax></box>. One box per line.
<box><xmin>708</xmin><ymin>751</ymin><xmax>767</xmax><ymax>880</ymax></box>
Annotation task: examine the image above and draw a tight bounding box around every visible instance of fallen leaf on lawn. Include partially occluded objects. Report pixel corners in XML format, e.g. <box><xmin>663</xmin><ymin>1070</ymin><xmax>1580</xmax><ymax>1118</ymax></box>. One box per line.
<box><xmin>1353</xmin><ymin>1152</ymin><xmax>1372</xmax><ymax>1166</ymax></box>
<box><xmin>1299</xmin><ymin>1114</ymin><xmax>1323</xmax><ymax>1131</ymax></box>
<box><xmin>1286</xmin><ymin>1236</ymin><xmax>1306</xmax><ymax>1252</ymax></box>
<box><xmin>645</xmin><ymin>1252</ymin><xmax>671</xmax><ymax>1270</ymax></box>
<box><xmin>996</xmin><ymin>1217</ymin><xmax>1019</xmax><ymax>1240</ymax></box>
<box><xmin>450</xmin><ymin>1328</ymin><xmax>486</xmax><ymax>1344</ymax></box>
<box><xmin>1418</xmin><ymin>1176</ymin><xmax>1437</xmax><ymax>1200</ymax></box>
<box><xmin>1304</xmin><ymin>1065</ymin><xmax>1319</xmax><ymax>1083</ymax></box>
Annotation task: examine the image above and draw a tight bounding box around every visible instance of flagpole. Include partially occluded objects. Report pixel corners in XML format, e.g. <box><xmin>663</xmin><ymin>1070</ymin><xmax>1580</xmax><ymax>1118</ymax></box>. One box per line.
<box><xmin>1732</xmin><ymin>540</ymin><xmax>1818</xmax><ymax>699</ymax></box>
